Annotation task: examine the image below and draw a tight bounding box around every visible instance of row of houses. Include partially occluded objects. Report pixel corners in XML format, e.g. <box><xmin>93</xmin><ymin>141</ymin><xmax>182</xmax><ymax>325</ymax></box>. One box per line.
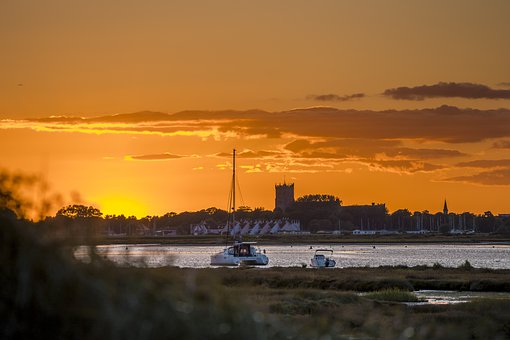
<box><xmin>191</xmin><ymin>219</ymin><xmax>302</xmax><ymax>236</ymax></box>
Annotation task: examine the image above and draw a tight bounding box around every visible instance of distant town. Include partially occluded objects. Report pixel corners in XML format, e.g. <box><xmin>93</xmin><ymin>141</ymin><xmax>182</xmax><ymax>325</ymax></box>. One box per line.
<box><xmin>44</xmin><ymin>182</ymin><xmax>510</xmax><ymax>238</ymax></box>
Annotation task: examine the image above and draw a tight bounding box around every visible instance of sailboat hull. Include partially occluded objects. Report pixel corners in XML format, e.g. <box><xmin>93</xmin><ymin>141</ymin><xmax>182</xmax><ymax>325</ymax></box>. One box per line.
<box><xmin>210</xmin><ymin>252</ymin><xmax>240</xmax><ymax>266</ymax></box>
<box><xmin>210</xmin><ymin>244</ymin><xmax>269</xmax><ymax>266</ymax></box>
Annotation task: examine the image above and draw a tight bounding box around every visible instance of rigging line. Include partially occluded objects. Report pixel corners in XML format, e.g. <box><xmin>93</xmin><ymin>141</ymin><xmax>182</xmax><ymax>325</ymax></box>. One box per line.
<box><xmin>235</xmin><ymin>173</ymin><xmax>245</xmax><ymax>208</ymax></box>
<box><xmin>225</xmin><ymin>174</ymin><xmax>233</xmax><ymax>246</ymax></box>
<box><xmin>226</xmin><ymin>174</ymin><xmax>233</xmax><ymax>214</ymax></box>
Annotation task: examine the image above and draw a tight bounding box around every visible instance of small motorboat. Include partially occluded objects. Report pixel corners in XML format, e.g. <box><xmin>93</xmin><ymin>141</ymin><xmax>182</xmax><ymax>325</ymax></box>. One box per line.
<box><xmin>310</xmin><ymin>249</ymin><xmax>336</xmax><ymax>268</ymax></box>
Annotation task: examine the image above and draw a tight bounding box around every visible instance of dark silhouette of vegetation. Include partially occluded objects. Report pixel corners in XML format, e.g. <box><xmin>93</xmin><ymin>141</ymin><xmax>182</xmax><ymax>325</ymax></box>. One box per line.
<box><xmin>286</xmin><ymin>194</ymin><xmax>341</xmax><ymax>232</ymax></box>
<box><xmin>296</xmin><ymin>194</ymin><xmax>342</xmax><ymax>204</ymax></box>
<box><xmin>39</xmin><ymin>199</ymin><xmax>509</xmax><ymax>237</ymax></box>
<box><xmin>57</xmin><ymin>204</ymin><xmax>103</xmax><ymax>218</ymax></box>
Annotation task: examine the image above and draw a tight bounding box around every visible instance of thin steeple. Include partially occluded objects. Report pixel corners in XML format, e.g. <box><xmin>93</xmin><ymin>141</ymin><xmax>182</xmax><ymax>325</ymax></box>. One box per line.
<box><xmin>443</xmin><ymin>199</ymin><xmax>448</xmax><ymax>215</ymax></box>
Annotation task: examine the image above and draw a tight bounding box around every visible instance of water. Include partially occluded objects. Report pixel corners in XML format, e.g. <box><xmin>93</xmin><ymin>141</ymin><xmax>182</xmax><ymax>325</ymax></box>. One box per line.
<box><xmin>74</xmin><ymin>243</ymin><xmax>510</xmax><ymax>269</ymax></box>
<box><xmin>414</xmin><ymin>290</ymin><xmax>510</xmax><ymax>305</ymax></box>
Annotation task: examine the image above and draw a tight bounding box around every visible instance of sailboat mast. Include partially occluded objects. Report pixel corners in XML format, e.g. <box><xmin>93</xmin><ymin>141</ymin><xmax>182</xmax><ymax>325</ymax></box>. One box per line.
<box><xmin>232</xmin><ymin>148</ymin><xmax>236</xmax><ymax>227</ymax></box>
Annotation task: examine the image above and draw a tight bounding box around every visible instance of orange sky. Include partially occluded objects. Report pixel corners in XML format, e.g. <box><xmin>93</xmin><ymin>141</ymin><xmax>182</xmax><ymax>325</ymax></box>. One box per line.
<box><xmin>1</xmin><ymin>1</ymin><xmax>510</xmax><ymax>217</ymax></box>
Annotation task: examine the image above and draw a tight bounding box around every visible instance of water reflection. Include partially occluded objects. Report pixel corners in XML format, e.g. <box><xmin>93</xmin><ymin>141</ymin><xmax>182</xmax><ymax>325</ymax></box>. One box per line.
<box><xmin>414</xmin><ymin>290</ymin><xmax>510</xmax><ymax>304</ymax></box>
<box><xmin>74</xmin><ymin>243</ymin><xmax>510</xmax><ymax>269</ymax></box>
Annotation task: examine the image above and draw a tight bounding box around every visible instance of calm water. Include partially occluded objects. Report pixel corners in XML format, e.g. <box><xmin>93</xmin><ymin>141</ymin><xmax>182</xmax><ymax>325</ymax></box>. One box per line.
<box><xmin>414</xmin><ymin>290</ymin><xmax>510</xmax><ymax>305</ymax></box>
<box><xmin>75</xmin><ymin>243</ymin><xmax>510</xmax><ymax>269</ymax></box>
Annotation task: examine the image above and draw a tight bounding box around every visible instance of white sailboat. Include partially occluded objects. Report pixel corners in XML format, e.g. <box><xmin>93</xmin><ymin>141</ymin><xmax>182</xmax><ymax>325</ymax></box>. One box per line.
<box><xmin>210</xmin><ymin>149</ymin><xmax>269</xmax><ymax>266</ymax></box>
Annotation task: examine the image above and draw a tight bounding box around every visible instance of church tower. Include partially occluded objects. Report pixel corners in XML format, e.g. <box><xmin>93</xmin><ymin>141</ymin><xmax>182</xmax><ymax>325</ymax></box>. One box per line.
<box><xmin>275</xmin><ymin>182</ymin><xmax>295</xmax><ymax>212</ymax></box>
<box><xmin>443</xmin><ymin>199</ymin><xmax>448</xmax><ymax>215</ymax></box>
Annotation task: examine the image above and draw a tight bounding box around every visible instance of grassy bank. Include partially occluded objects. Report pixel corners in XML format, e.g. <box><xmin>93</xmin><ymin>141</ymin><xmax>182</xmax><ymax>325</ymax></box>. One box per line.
<box><xmin>179</xmin><ymin>266</ymin><xmax>510</xmax><ymax>293</ymax></box>
<box><xmin>171</xmin><ymin>266</ymin><xmax>510</xmax><ymax>338</ymax></box>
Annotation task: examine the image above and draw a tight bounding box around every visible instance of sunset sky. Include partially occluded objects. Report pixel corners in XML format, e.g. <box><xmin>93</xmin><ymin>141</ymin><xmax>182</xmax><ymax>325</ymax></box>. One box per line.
<box><xmin>1</xmin><ymin>1</ymin><xmax>510</xmax><ymax>217</ymax></box>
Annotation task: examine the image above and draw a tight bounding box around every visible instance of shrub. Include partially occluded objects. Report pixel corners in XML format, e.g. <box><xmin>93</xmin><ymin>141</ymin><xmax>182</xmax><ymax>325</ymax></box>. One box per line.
<box><xmin>458</xmin><ymin>260</ymin><xmax>474</xmax><ymax>270</ymax></box>
<box><xmin>432</xmin><ymin>262</ymin><xmax>444</xmax><ymax>269</ymax></box>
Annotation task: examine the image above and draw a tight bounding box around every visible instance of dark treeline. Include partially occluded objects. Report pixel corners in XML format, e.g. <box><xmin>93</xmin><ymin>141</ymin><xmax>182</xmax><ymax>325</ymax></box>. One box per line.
<box><xmin>1</xmin><ymin>167</ymin><xmax>507</xmax><ymax>237</ymax></box>
<box><xmin>38</xmin><ymin>194</ymin><xmax>510</xmax><ymax>237</ymax></box>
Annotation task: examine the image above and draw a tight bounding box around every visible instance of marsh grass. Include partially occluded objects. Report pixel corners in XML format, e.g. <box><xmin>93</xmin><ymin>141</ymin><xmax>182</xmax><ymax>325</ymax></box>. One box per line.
<box><xmin>220</xmin><ymin>266</ymin><xmax>510</xmax><ymax>295</ymax></box>
<box><xmin>363</xmin><ymin>288</ymin><xmax>420</xmax><ymax>302</ymax></box>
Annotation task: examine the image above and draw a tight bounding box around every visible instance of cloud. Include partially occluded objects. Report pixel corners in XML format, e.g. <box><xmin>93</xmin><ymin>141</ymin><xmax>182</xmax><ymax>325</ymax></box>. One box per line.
<box><xmin>456</xmin><ymin>159</ymin><xmax>510</xmax><ymax>169</ymax></box>
<box><xmin>284</xmin><ymin>138</ymin><xmax>465</xmax><ymax>160</ymax></box>
<box><xmin>383</xmin><ymin>82</ymin><xmax>510</xmax><ymax>100</ymax></box>
<box><xmin>216</xmin><ymin>150</ymin><xmax>283</xmax><ymax>158</ymax></box>
<box><xmin>445</xmin><ymin>169</ymin><xmax>510</xmax><ymax>186</ymax></box>
<box><xmin>262</xmin><ymin>160</ymin><xmax>350</xmax><ymax>174</ymax></box>
<box><xmin>275</xmin><ymin>106</ymin><xmax>510</xmax><ymax>143</ymax></box>
<box><xmin>367</xmin><ymin>160</ymin><xmax>445</xmax><ymax>174</ymax></box>
<box><xmin>498</xmin><ymin>82</ymin><xmax>510</xmax><ymax>88</ymax></box>
<box><xmin>492</xmin><ymin>140</ymin><xmax>510</xmax><ymax>149</ymax></box>
<box><xmin>90</xmin><ymin>111</ymin><xmax>172</xmax><ymax>123</ymax></box>
<box><xmin>308</xmin><ymin>93</ymin><xmax>365</xmax><ymax>102</ymax></box>
<box><xmin>126</xmin><ymin>153</ymin><xmax>184</xmax><ymax>161</ymax></box>
<box><xmin>240</xmin><ymin>164</ymin><xmax>263</xmax><ymax>173</ymax></box>
<box><xmin>383</xmin><ymin>147</ymin><xmax>466</xmax><ymax>159</ymax></box>
<box><xmin>3</xmin><ymin>105</ymin><xmax>510</xmax><ymax>143</ymax></box>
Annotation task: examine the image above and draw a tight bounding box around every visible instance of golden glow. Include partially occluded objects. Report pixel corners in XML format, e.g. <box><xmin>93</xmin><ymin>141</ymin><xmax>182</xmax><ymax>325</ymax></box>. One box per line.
<box><xmin>0</xmin><ymin>1</ymin><xmax>509</xmax><ymax>216</ymax></box>
<box><xmin>96</xmin><ymin>195</ymin><xmax>148</xmax><ymax>218</ymax></box>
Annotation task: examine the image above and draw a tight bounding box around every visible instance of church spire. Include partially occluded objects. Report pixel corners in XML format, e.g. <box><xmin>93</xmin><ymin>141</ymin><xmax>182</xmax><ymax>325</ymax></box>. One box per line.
<box><xmin>443</xmin><ymin>199</ymin><xmax>448</xmax><ymax>215</ymax></box>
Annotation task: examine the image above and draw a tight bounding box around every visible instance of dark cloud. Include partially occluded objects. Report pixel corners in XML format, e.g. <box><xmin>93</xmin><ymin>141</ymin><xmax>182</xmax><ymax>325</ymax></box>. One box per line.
<box><xmin>284</xmin><ymin>139</ymin><xmax>465</xmax><ymax>160</ymax></box>
<box><xmin>91</xmin><ymin>111</ymin><xmax>173</xmax><ymax>123</ymax></box>
<box><xmin>285</xmin><ymin>138</ymin><xmax>400</xmax><ymax>159</ymax></box>
<box><xmin>128</xmin><ymin>153</ymin><xmax>184</xmax><ymax>161</ymax></box>
<box><xmin>11</xmin><ymin>105</ymin><xmax>510</xmax><ymax>143</ymax></box>
<box><xmin>492</xmin><ymin>140</ymin><xmax>510</xmax><ymax>149</ymax></box>
<box><xmin>267</xmin><ymin>105</ymin><xmax>510</xmax><ymax>143</ymax></box>
<box><xmin>284</xmin><ymin>140</ymin><xmax>312</xmax><ymax>153</ymax></box>
<box><xmin>33</xmin><ymin>116</ymin><xmax>86</xmax><ymax>123</ymax></box>
<box><xmin>308</xmin><ymin>93</ymin><xmax>365</xmax><ymax>102</ymax></box>
<box><xmin>445</xmin><ymin>169</ymin><xmax>510</xmax><ymax>186</ymax></box>
<box><xmin>383</xmin><ymin>82</ymin><xmax>510</xmax><ymax>100</ymax></box>
<box><xmin>456</xmin><ymin>159</ymin><xmax>510</xmax><ymax>169</ymax></box>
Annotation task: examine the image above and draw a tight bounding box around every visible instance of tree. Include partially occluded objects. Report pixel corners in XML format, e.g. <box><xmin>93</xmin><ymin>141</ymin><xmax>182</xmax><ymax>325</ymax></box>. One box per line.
<box><xmin>297</xmin><ymin>194</ymin><xmax>342</xmax><ymax>205</ymax></box>
<box><xmin>476</xmin><ymin>211</ymin><xmax>497</xmax><ymax>233</ymax></box>
<box><xmin>286</xmin><ymin>194</ymin><xmax>342</xmax><ymax>231</ymax></box>
<box><xmin>57</xmin><ymin>204</ymin><xmax>103</xmax><ymax>218</ymax></box>
<box><xmin>390</xmin><ymin>209</ymin><xmax>412</xmax><ymax>231</ymax></box>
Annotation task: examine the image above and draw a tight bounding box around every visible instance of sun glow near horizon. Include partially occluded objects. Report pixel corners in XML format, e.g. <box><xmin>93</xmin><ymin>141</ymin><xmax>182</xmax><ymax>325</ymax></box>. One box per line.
<box><xmin>95</xmin><ymin>195</ymin><xmax>149</xmax><ymax>218</ymax></box>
